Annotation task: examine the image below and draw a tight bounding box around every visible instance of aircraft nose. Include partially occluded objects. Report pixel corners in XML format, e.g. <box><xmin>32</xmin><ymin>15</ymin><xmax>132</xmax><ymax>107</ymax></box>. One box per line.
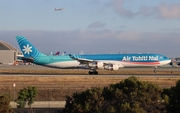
<box><xmin>168</xmin><ymin>60</ymin><xmax>171</xmax><ymax>63</ymax></box>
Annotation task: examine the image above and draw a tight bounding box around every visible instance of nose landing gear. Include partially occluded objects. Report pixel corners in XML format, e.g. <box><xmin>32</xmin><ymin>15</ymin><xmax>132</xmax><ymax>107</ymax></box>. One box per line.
<box><xmin>153</xmin><ymin>66</ymin><xmax>157</xmax><ymax>73</ymax></box>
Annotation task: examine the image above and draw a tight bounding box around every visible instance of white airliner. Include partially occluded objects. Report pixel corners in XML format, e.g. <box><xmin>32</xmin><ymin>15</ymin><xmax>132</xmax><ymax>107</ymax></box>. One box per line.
<box><xmin>16</xmin><ymin>36</ymin><xmax>171</xmax><ymax>75</ymax></box>
<box><xmin>54</xmin><ymin>8</ymin><xmax>65</xmax><ymax>11</ymax></box>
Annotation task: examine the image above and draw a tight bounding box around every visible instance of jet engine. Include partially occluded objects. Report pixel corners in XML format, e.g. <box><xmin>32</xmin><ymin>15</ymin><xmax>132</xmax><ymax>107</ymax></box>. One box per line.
<box><xmin>104</xmin><ymin>64</ymin><xmax>124</xmax><ymax>70</ymax></box>
<box><xmin>88</xmin><ymin>61</ymin><xmax>104</xmax><ymax>69</ymax></box>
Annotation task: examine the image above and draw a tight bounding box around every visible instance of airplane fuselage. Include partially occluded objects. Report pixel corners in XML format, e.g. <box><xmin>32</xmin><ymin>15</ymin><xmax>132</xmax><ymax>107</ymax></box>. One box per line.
<box><xmin>32</xmin><ymin>53</ymin><xmax>171</xmax><ymax>69</ymax></box>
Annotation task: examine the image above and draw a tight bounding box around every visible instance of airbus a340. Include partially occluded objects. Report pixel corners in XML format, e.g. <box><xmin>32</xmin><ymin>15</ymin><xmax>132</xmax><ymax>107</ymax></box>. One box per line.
<box><xmin>16</xmin><ymin>36</ymin><xmax>171</xmax><ymax>74</ymax></box>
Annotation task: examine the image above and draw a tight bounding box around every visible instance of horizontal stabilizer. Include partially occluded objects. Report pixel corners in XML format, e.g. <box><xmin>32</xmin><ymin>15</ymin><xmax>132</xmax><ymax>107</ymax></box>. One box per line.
<box><xmin>17</xmin><ymin>56</ymin><xmax>34</xmax><ymax>62</ymax></box>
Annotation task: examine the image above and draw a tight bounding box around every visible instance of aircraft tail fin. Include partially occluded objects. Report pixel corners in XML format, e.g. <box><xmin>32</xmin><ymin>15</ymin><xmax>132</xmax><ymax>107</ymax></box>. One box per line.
<box><xmin>16</xmin><ymin>36</ymin><xmax>46</xmax><ymax>60</ymax></box>
<box><xmin>55</xmin><ymin>52</ymin><xmax>60</xmax><ymax>56</ymax></box>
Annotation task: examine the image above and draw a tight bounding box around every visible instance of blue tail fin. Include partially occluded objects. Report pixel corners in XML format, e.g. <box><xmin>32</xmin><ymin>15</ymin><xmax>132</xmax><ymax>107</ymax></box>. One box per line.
<box><xmin>16</xmin><ymin>36</ymin><xmax>46</xmax><ymax>60</ymax></box>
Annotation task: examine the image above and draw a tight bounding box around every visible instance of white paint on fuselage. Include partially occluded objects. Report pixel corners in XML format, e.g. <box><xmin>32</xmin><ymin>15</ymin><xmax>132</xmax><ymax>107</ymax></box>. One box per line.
<box><xmin>158</xmin><ymin>60</ymin><xmax>171</xmax><ymax>66</ymax></box>
<box><xmin>43</xmin><ymin>59</ymin><xmax>171</xmax><ymax>69</ymax></box>
<box><xmin>45</xmin><ymin>61</ymin><xmax>80</xmax><ymax>68</ymax></box>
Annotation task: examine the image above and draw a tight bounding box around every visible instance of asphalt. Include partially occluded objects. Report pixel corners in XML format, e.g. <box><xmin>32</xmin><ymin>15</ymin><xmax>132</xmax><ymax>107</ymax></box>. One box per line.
<box><xmin>0</xmin><ymin>64</ymin><xmax>177</xmax><ymax>70</ymax></box>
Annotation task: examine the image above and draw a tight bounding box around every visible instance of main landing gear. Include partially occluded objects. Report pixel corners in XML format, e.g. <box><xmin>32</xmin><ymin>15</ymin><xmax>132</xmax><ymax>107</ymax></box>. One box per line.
<box><xmin>89</xmin><ymin>69</ymin><xmax>98</xmax><ymax>75</ymax></box>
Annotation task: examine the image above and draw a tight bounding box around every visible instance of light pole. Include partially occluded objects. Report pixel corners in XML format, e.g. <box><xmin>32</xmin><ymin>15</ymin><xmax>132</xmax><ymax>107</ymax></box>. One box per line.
<box><xmin>13</xmin><ymin>83</ymin><xmax>16</xmax><ymax>101</ymax></box>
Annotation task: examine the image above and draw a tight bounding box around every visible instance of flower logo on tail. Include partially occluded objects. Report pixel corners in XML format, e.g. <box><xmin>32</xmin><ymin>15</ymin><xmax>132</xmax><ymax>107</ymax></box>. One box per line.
<box><xmin>23</xmin><ymin>44</ymin><xmax>32</xmax><ymax>54</ymax></box>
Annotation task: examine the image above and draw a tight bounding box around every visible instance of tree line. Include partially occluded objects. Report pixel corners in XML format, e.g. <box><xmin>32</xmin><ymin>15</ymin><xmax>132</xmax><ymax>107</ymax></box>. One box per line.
<box><xmin>62</xmin><ymin>76</ymin><xmax>180</xmax><ymax>113</ymax></box>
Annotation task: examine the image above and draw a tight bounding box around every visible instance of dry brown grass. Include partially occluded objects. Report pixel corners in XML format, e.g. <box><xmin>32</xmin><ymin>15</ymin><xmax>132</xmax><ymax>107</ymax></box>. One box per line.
<box><xmin>0</xmin><ymin>65</ymin><xmax>180</xmax><ymax>100</ymax></box>
<box><xmin>0</xmin><ymin>75</ymin><xmax>180</xmax><ymax>101</ymax></box>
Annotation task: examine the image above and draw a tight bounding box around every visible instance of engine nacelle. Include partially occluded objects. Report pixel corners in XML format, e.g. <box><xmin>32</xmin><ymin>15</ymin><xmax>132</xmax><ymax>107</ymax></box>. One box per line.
<box><xmin>104</xmin><ymin>64</ymin><xmax>124</xmax><ymax>71</ymax></box>
<box><xmin>88</xmin><ymin>62</ymin><xmax>104</xmax><ymax>69</ymax></box>
<box><xmin>112</xmin><ymin>64</ymin><xmax>119</xmax><ymax>70</ymax></box>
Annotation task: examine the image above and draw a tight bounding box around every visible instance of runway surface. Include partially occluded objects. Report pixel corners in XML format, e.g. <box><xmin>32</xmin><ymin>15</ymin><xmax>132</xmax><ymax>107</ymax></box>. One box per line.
<box><xmin>0</xmin><ymin>64</ymin><xmax>180</xmax><ymax>75</ymax></box>
<box><xmin>0</xmin><ymin>74</ymin><xmax>180</xmax><ymax>77</ymax></box>
<box><xmin>0</xmin><ymin>64</ymin><xmax>178</xmax><ymax>70</ymax></box>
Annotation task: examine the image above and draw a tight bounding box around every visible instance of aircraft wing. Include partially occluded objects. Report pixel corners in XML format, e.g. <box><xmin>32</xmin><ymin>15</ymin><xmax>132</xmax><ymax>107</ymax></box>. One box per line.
<box><xmin>69</xmin><ymin>54</ymin><xmax>122</xmax><ymax>70</ymax></box>
<box><xmin>69</xmin><ymin>54</ymin><xmax>93</xmax><ymax>64</ymax></box>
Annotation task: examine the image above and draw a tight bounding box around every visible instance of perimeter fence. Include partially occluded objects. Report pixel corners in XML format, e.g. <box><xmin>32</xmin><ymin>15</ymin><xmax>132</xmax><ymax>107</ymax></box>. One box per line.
<box><xmin>0</xmin><ymin>84</ymin><xmax>94</xmax><ymax>101</ymax></box>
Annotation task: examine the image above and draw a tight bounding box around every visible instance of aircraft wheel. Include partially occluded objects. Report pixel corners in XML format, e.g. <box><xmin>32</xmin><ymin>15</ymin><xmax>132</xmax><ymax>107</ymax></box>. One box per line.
<box><xmin>94</xmin><ymin>71</ymin><xmax>98</xmax><ymax>75</ymax></box>
<box><xmin>153</xmin><ymin>70</ymin><xmax>157</xmax><ymax>73</ymax></box>
<box><xmin>89</xmin><ymin>71</ymin><xmax>93</xmax><ymax>75</ymax></box>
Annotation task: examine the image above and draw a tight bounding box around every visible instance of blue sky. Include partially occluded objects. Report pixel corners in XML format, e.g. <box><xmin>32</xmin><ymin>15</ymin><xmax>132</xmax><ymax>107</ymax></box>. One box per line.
<box><xmin>0</xmin><ymin>0</ymin><xmax>180</xmax><ymax>57</ymax></box>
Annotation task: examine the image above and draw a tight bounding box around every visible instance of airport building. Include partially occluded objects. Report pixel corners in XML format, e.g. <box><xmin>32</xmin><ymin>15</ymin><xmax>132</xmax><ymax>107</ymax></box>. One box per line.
<box><xmin>0</xmin><ymin>40</ymin><xmax>22</xmax><ymax>65</ymax></box>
